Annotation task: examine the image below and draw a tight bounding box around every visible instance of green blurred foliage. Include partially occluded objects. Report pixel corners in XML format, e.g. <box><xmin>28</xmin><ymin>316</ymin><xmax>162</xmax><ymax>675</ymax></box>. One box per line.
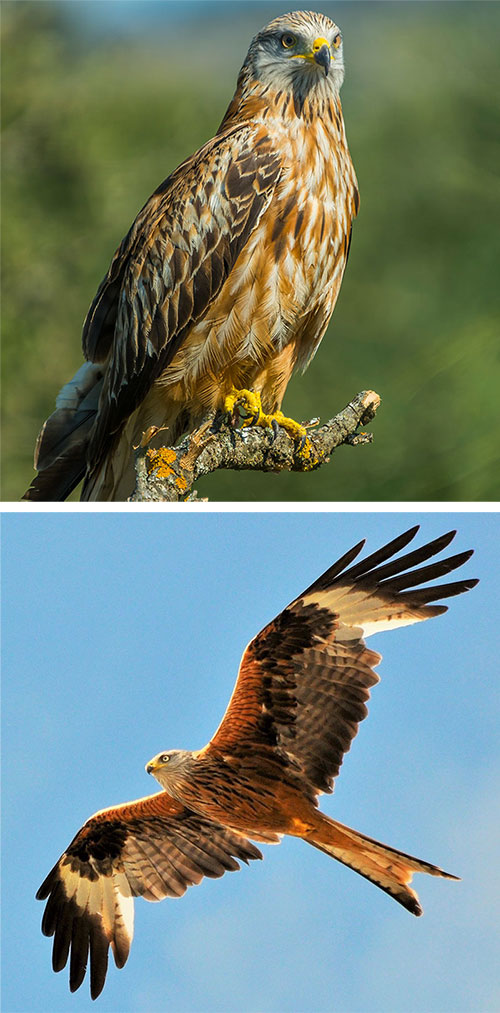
<box><xmin>3</xmin><ymin>1</ymin><xmax>500</xmax><ymax>501</ymax></box>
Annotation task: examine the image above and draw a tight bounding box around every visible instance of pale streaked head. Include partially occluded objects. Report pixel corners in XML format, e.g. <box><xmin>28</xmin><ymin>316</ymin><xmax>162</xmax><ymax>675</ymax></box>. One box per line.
<box><xmin>145</xmin><ymin>749</ymin><xmax>193</xmax><ymax>796</ymax></box>
<box><xmin>244</xmin><ymin>10</ymin><xmax>345</xmax><ymax>95</ymax></box>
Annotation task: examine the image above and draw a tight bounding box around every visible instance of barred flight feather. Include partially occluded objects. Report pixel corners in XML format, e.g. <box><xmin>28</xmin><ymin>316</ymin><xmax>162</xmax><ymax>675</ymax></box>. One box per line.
<box><xmin>204</xmin><ymin>527</ymin><xmax>477</xmax><ymax>804</ymax></box>
<box><xmin>37</xmin><ymin>794</ymin><xmax>262</xmax><ymax>998</ymax></box>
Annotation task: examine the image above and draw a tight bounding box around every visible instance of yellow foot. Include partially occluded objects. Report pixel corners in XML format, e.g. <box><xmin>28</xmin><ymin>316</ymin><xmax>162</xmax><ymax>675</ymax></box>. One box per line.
<box><xmin>223</xmin><ymin>388</ymin><xmax>319</xmax><ymax>468</ymax></box>
<box><xmin>224</xmin><ymin>387</ymin><xmax>264</xmax><ymax>426</ymax></box>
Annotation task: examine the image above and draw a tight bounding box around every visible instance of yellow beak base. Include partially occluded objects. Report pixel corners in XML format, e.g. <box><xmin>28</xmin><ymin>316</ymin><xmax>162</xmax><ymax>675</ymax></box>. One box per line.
<box><xmin>292</xmin><ymin>37</ymin><xmax>332</xmax><ymax>76</ymax></box>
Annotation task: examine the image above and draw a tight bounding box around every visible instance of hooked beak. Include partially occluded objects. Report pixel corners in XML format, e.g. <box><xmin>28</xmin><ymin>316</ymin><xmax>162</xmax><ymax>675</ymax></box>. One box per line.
<box><xmin>146</xmin><ymin>758</ymin><xmax>160</xmax><ymax>775</ymax></box>
<box><xmin>313</xmin><ymin>42</ymin><xmax>331</xmax><ymax>77</ymax></box>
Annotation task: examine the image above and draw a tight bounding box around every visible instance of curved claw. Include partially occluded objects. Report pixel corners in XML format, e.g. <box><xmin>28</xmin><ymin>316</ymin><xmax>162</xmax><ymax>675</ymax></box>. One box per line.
<box><xmin>224</xmin><ymin>388</ymin><xmax>265</xmax><ymax>427</ymax></box>
<box><xmin>246</xmin><ymin>407</ymin><xmax>262</xmax><ymax>427</ymax></box>
<box><xmin>223</xmin><ymin>388</ymin><xmax>317</xmax><ymax>464</ymax></box>
<box><xmin>270</xmin><ymin>410</ymin><xmax>307</xmax><ymax>444</ymax></box>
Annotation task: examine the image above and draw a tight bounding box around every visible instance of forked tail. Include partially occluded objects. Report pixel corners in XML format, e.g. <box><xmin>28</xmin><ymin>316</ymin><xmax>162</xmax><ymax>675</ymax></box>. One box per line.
<box><xmin>309</xmin><ymin>815</ymin><xmax>458</xmax><ymax>915</ymax></box>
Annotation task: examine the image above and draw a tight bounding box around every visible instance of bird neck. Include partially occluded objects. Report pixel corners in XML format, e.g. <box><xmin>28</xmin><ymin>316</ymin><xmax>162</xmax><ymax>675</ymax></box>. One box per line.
<box><xmin>155</xmin><ymin>752</ymin><xmax>196</xmax><ymax>802</ymax></box>
<box><xmin>218</xmin><ymin>69</ymin><xmax>345</xmax><ymax>138</ymax></box>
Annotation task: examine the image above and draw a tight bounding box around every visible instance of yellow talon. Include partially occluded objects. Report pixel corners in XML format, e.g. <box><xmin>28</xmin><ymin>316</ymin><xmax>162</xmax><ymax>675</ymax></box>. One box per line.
<box><xmin>224</xmin><ymin>387</ymin><xmax>266</xmax><ymax>426</ymax></box>
<box><xmin>223</xmin><ymin>388</ymin><xmax>318</xmax><ymax>467</ymax></box>
<box><xmin>270</xmin><ymin>410</ymin><xmax>307</xmax><ymax>443</ymax></box>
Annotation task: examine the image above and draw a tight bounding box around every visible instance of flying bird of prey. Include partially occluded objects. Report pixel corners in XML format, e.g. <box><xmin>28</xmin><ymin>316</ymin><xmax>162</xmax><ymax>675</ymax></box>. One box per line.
<box><xmin>37</xmin><ymin>526</ymin><xmax>477</xmax><ymax>999</ymax></box>
<box><xmin>24</xmin><ymin>10</ymin><xmax>359</xmax><ymax>501</ymax></box>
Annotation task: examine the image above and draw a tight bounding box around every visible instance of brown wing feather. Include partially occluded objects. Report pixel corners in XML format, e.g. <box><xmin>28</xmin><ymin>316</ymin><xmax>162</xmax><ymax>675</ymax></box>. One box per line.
<box><xmin>83</xmin><ymin>123</ymin><xmax>282</xmax><ymax>470</ymax></box>
<box><xmin>205</xmin><ymin>528</ymin><xmax>477</xmax><ymax>798</ymax></box>
<box><xmin>36</xmin><ymin>790</ymin><xmax>261</xmax><ymax>999</ymax></box>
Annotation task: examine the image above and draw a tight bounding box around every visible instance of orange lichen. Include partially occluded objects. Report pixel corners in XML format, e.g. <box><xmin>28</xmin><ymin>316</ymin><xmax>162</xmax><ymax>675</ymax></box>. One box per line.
<box><xmin>146</xmin><ymin>447</ymin><xmax>177</xmax><ymax>479</ymax></box>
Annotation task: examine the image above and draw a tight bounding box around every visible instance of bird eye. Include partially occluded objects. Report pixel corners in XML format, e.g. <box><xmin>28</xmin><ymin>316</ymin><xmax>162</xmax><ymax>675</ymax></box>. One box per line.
<box><xmin>281</xmin><ymin>33</ymin><xmax>297</xmax><ymax>49</ymax></box>
<box><xmin>161</xmin><ymin>754</ymin><xmax>170</xmax><ymax>763</ymax></box>
<box><xmin>333</xmin><ymin>33</ymin><xmax>341</xmax><ymax>49</ymax></box>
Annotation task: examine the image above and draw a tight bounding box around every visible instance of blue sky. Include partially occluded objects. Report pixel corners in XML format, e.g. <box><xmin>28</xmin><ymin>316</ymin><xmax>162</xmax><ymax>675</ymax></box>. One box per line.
<box><xmin>2</xmin><ymin>511</ymin><xmax>499</xmax><ymax>1013</ymax></box>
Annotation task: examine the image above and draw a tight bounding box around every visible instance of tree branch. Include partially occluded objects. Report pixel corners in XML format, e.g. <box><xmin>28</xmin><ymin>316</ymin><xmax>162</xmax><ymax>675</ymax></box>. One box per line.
<box><xmin>130</xmin><ymin>389</ymin><xmax>381</xmax><ymax>502</ymax></box>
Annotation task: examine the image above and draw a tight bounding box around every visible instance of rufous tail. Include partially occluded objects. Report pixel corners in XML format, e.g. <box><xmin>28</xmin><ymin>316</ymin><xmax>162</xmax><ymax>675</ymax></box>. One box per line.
<box><xmin>309</xmin><ymin>815</ymin><xmax>458</xmax><ymax>915</ymax></box>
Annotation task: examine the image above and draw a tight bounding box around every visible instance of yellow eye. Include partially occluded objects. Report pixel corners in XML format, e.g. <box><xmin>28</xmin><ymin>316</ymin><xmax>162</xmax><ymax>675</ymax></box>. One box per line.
<box><xmin>333</xmin><ymin>33</ymin><xmax>341</xmax><ymax>49</ymax></box>
<box><xmin>281</xmin><ymin>33</ymin><xmax>297</xmax><ymax>49</ymax></box>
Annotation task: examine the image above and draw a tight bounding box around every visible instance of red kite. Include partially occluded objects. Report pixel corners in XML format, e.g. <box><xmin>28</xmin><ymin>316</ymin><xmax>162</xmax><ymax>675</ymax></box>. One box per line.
<box><xmin>24</xmin><ymin>11</ymin><xmax>358</xmax><ymax>500</ymax></box>
<box><xmin>37</xmin><ymin>527</ymin><xmax>477</xmax><ymax>997</ymax></box>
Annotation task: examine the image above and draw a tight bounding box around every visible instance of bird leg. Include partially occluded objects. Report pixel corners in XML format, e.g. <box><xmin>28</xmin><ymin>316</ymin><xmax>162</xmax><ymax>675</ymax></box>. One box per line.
<box><xmin>223</xmin><ymin>387</ymin><xmax>317</xmax><ymax>463</ymax></box>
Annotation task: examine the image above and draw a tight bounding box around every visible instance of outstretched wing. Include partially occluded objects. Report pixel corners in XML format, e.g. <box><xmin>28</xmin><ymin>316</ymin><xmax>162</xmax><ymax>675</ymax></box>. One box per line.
<box><xmin>82</xmin><ymin>122</ymin><xmax>282</xmax><ymax>468</ymax></box>
<box><xmin>204</xmin><ymin>527</ymin><xmax>477</xmax><ymax>800</ymax></box>
<box><xmin>36</xmin><ymin>790</ymin><xmax>261</xmax><ymax>999</ymax></box>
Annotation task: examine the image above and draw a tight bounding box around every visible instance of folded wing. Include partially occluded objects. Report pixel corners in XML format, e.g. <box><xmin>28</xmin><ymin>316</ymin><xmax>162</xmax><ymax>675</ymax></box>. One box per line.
<box><xmin>36</xmin><ymin>790</ymin><xmax>261</xmax><ymax>999</ymax></box>
<box><xmin>24</xmin><ymin>123</ymin><xmax>282</xmax><ymax>501</ymax></box>
<box><xmin>84</xmin><ymin>124</ymin><xmax>282</xmax><ymax>472</ymax></box>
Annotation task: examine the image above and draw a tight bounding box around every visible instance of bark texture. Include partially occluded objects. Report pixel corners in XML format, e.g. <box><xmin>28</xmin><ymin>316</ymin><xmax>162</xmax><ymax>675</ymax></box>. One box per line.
<box><xmin>130</xmin><ymin>389</ymin><xmax>381</xmax><ymax>502</ymax></box>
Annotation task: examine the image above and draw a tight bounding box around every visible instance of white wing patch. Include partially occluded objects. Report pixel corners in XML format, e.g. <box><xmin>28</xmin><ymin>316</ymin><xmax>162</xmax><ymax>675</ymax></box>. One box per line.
<box><xmin>59</xmin><ymin>857</ymin><xmax>134</xmax><ymax>967</ymax></box>
<box><xmin>357</xmin><ymin>616</ymin><xmax>422</xmax><ymax>639</ymax></box>
<box><xmin>304</xmin><ymin>587</ymin><xmax>427</xmax><ymax>640</ymax></box>
<box><xmin>110</xmin><ymin>874</ymin><xmax>134</xmax><ymax>966</ymax></box>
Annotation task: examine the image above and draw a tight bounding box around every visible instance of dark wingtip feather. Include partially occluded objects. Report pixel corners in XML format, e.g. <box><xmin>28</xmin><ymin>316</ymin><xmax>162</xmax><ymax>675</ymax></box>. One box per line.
<box><xmin>327</xmin><ymin>529</ymin><xmax>477</xmax><ymax>611</ymax></box>
<box><xmin>89</xmin><ymin>923</ymin><xmax>109</xmax><ymax>1000</ymax></box>
<box><xmin>36</xmin><ymin>861</ymin><xmax>61</xmax><ymax>902</ymax></box>
<box><xmin>378</xmin><ymin>549</ymin><xmax>475</xmax><ymax>594</ymax></box>
<box><xmin>69</xmin><ymin>915</ymin><xmax>90</xmax><ymax>994</ymax></box>
<box><xmin>36</xmin><ymin>878</ymin><xmax>52</xmax><ymax>902</ymax></box>
<box><xmin>52</xmin><ymin>903</ymin><xmax>74</xmax><ymax>972</ymax></box>
<box><xmin>112</xmin><ymin>946</ymin><xmax>129</xmax><ymax>971</ymax></box>
<box><xmin>399</xmin><ymin>577</ymin><xmax>478</xmax><ymax>605</ymax></box>
<box><xmin>348</xmin><ymin>529</ymin><xmax>456</xmax><ymax>585</ymax></box>
<box><xmin>301</xmin><ymin>538</ymin><xmax>366</xmax><ymax>597</ymax></box>
<box><xmin>342</xmin><ymin>526</ymin><xmax>422</xmax><ymax>581</ymax></box>
<box><xmin>298</xmin><ymin>528</ymin><xmax>478</xmax><ymax>610</ymax></box>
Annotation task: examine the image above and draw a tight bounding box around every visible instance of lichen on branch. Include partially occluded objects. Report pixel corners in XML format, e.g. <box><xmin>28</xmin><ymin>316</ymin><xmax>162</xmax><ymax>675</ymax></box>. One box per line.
<box><xmin>130</xmin><ymin>389</ymin><xmax>381</xmax><ymax>502</ymax></box>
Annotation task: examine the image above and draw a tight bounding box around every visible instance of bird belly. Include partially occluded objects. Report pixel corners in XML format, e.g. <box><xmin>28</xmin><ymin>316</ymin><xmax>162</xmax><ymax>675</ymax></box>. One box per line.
<box><xmin>117</xmin><ymin>112</ymin><xmax>355</xmax><ymax>451</ymax></box>
<box><xmin>172</xmin><ymin>756</ymin><xmax>321</xmax><ymax>841</ymax></box>
<box><xmin>157</xmin><ymin>193</ymin><xmax>344</xmax><ymax>417</ymax></box>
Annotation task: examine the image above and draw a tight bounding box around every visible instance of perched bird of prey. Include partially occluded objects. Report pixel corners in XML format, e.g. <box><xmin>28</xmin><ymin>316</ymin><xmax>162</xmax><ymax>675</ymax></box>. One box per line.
<box><xmin>24</xmin><ymin>10</ymin><xmax>359</xmax><ymax>501</ymax></box>
<box><xmin>37</xmin><ymin>527</ymin><xmax>477</xmax><ymax>999</ymax></box>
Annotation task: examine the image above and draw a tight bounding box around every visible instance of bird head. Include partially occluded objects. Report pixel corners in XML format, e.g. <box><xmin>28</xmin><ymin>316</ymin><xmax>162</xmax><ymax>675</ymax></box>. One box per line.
<box><xmin>145</xmin><ymin>749</ymin><xmax>192</xmax><ymax>795</ymax></box>
<box><xmin>244</xmin><ymin>10</ymin><xmax>345</xmax><ymax>96</ymax></box>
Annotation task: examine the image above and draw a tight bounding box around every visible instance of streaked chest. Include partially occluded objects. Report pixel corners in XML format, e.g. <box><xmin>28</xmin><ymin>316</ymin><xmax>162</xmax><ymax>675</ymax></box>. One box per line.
<box><xmin>228</xmin><ymin>99</ymin><xmax>357</xmax><ymax>323</ymax></box>
<box><xmin>162</xmin><ymin>95</ymin><xmax>357</xmax><ymax>391</ymax></box>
